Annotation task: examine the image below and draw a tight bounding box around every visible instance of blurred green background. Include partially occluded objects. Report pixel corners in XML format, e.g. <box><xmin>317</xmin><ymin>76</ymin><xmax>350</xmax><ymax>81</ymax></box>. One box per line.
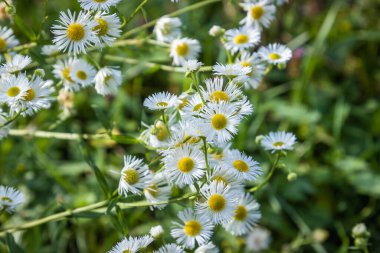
<box><xmin>0</xmin><ymin>0</ymin><xmax>379</xmax><ymax>252</ymax></box>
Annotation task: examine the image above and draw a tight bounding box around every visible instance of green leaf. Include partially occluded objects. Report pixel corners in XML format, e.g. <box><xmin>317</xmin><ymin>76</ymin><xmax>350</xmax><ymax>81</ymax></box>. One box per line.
<box><xmin>111</xmin><ymin>134</ymin><xmax>140</xmax><ymax>144</ymax></box>
<box><xmin>5</xmin><ymin>233</ymin><xmax>25</xmax><ymax>253</ymax></box>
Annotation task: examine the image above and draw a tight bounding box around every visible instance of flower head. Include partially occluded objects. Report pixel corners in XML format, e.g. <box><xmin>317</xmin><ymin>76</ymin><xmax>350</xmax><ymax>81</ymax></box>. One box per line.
<box><xmin>261</xmin><ymin>131</ymin><xmax>296</xmax><ymax>153</ymax></box>
<box><xmin>170</xmin><ymin>38</ymin><xmax>201</xmax><ymax>66</ymax></box>
<box><xmin>0</xmin><ymin>185</ymin><xmax>24</xmax><ymax>214</ymax></box>
<box><xmin>79</xmin><ymin>0</ymin><xmax>122</xmax><ymax>11</ymax></box>
<box><xmin>224</xmin><ymin>26</ymin><xmax>260</xmax><ymax>54</ymax></box>
<box><xmin>94</xmin><ymin>66</ymin><xmax>122</xmax><ymax>95</ymax></box>
<box><xmin>155</xmin><ymin>17</ymin><xmax>182</xmax><ymax>42</ymax></box>
<box><xmin>143</xmin><ymin>92</ymin><xmax>179</xmax><ymax>111</ymax></box>
<box><xmin>258</xmin><ymin>43</ymin><xmax>292</xmax><ymax>66</ymax></box>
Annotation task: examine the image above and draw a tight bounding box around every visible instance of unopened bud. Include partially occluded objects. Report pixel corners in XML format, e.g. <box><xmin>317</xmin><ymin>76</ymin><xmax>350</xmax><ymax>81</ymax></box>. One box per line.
<box><xmin>255</xmin><ymin>135</ymin><xmax>264</xmax><ymax>144</ymax></box>
<box><xmin>34</xmin><ymin>69</ymin><xmax>45</xmax><ymax>77</ymax></box>
<box><xmin>209</xmin><ymin>25</ymin><xmax>225</xmax><ymax>37</ymax></box>
<box><xmin>287</xmin><ymin>172</ymin><xmax>297</xmax><ymax>181</ymax></box>
<box><xmin>150</xmin><ymin>225</ymin><xmax>164</xmax><ymax>239</ymax></box>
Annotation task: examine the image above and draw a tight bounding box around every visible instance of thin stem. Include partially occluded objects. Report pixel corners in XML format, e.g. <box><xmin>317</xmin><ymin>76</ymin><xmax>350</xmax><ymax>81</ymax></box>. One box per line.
<box><xmin>191</xmin><ymin>72</ymin><xmax>206</xmax><ymax>103</ymax></box>
<box><xmin>161</xmin><ymin>110</ymin><xmax>167</xmax><ymax>124</ymax></box>
<box><xmin>249</xmin><ymin>152</ymin><xmax>281</xmax><ymax>192</ymax></box>
<box><xmin>8</xmin><ymin>129</ymin><xmax>109</xmax><ymax>141</ymax></box>
<box><xmin>5</xmin><ymin>42</ymin><xmax>37</xmax><ymax>53</ymax></box>
<box><xmin>0</xmin><ymin>112</ymin><xmax>22</xmax><ymax>128</ymax></box>
<box><xmin>202</xmin><ymin>137</ymin><xmax>210</xmax><ymax>175</ymax></box>
<box><xmin>124</xmin><ymin>0</ymin><xmax>150</xmax><ymax>25</ymax></box>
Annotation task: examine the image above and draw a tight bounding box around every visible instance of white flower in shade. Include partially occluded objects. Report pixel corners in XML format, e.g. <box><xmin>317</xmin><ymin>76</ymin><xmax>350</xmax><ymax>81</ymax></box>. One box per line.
<box><xmin>13</xmin><ymin>76</ymin><xmax>54</xmax><ymax>116</ymax></box>
<box><xmin>143</xmin><ymin>92</ymin><xmax>178</xmax><ymax>111</ymax></box>
<box><xmin>150</xmin><ymin>225</ymin><xmax>164</xmax><ymax>238</ymax></box>
<box><xmin>207</xmin><ymin>143</ymin><xmax>231</xmax><ymax>168</ymax></box>
<box><xmin>236</xmin><ymin>52</ymin><xmax>265</xmax><ymax>89</ymax></box>
<box><xmin>261</xmin><ymin>131</ymin><xmax>296</xmax><ymax>153</ymax></box>
<box><xmin>154</xmin><ymin>244</ymin><xmax>185</xmax><ymax>253</ymax></box>
<box><xmin>171</xmin><ymin>208</ymin><xmax>214</xmax><ymax>249</ymax></box>
<box><xmin>162</xmin><ymin>144</ymin><xmax>206</xmax><ymax>188</ymax></box>
<box><xmin>0</xmin><ymin>185</ymin><xmax>24</xmax><ymax>214</ymax></box>
<box><xmin>94</xmin><ymin>66</ymin><xmax>122</xmax><ymax>96</ymax></box>
<box><xmin>197</xmin><ymin>102</ymin><xmax>242</xmax><ymax>144</ymax></box>
<box><xmin>118</xmin><ymin>155</ymin><xmax>153</xmax><ymax>197</ymax></box>
<box><xmin>0</xmin><ymin>26</ymin><xmax>19</xmax><ymax>52</ymax></box>
<box><xmin>224</xmin><ymin>27</ymin><xmax>260</xmax><ymax>54</ymax></box>
<box><xmin>223</xmin><ymin>193</ymin><xmax>261</xmax><ymax>236</ymax></box>
<box><xmin>183</xmin><ymin>59</ymin><xmax>204</xmax><ymax>72</ymax></box>
<box><xmin>209</xmin><ymin>25</ymin><xmax>225</xmax><ymax>37</ymax></box>
<box><xmin>53</xmin><ymin>58</ymin><xmax>81</xmax><ymax>91</ymax></box>
<box><xmin>93</xmin><ymin>12</ymin><xmax>121</xmax><ymax>46</ymax></box>
<box><xmin>1</xmin><ymin>54</ymin><xmax>32</xmax><ymax>73</ymax></box>
<box><xmin>52</xmin><ymin>10</ymin><xmax>98</xmax><ymax>56</ymax></box>
<box><xmin>0</xmin><ymin>110</ymin><xmax>10</xmax><ymax>139</ymax></box>
<box><xmin>79</xmin><ymin>0</ymin><xmax>122</xmax><ymax>11</ymax></box>
<box><xmin>194</xmin><ymin>242</ymin><xmax>219</xmax><ymax>253</ymax></box>
<box><xmin>258</xmin><ymin>43</ymin><xmax>292</xmax><ymax>66</ymax></box>
<box><xmin>207</xmin><ymin>166</ymin><xmax>244</xmax><ymax>192</ymax></box>
<box><xmin>236</xmin><ymin>96</ymin><xmax>254</xmax><ymax>117</ymax></box>
<box><xmin>0</xmin><ymin>74</ymin><xmax>29</xmax><ymax>106</ymax></box>
<box><xmin>201</xmin><ymin>77</ymin><xmax>242</xmax><ymax>104</ymax></box>
<box><xmin>245</xmin><ymin>227</ymin><xmax>271</xmax><ymax>252</ymax></box>
<box><xmin>140</xmin><ymin>120</ymin><xmax>174</xmax><ymax>148</ymax></box>
<box><xmin>240</xmin><ymin>0</ymin><xmax>276</xmax><ymax>30</ymax></box>
<box><xmin>213</xmin><ymin>63</ymin><xmax>251</xmax><ymax>83</ymax></box>
<box><xmin>170</xmin><ymin>38</ymin><xmax>201</xmax><ymax>66</ymax></box>
<box><xmin>143</xmin><ymin>172</ymin><xmax>171</xmax><ymax>210</ymax></box>
<box><xmin>222</xmin><ymin>150</ymin><xmax>261</xmax><ymax>182</ymax></box>
<box><xmin>181</xmin><ymin>94</ymin><xmax>205</xmax><ymax>120</ymax></box>
<box><xmin>69</xmin><ymin>58</ymin><xmax>96</xmax><ymax>87</ymax></box>
<box><xmin>154</xmin><ymin>16</ymin><xmax>182</xmax><ymax>43</ymax></box>
<box><xmin>108</xmin><ymin>235</ymin><xmax>153</xmax><ymax>253</ymax></box>
<box><xmin>41</xmin><ymin>45</ymin><xmax>61</xmax><ymax>56</ymax></box>
<box><xmin>196</xmin><ymin>181</ymin><xmax>238</xmax><ymax>224</ymax></box>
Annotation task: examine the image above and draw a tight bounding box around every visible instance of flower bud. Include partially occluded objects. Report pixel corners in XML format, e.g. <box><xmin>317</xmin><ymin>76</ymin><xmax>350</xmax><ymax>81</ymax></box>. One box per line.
<box><xmin>287</xmin><ymin>172</ymin><xmax>297</xmax><ymax>181</ymax></box>
<box><xmin>209</xmin><ymin>25</ymin><xmax>225</xmax><ymax>37</ymax></box>
<box><xmin>255</xmin><ymin>135</ymin><xmax>264</xmax><ymax>144</ymax></box>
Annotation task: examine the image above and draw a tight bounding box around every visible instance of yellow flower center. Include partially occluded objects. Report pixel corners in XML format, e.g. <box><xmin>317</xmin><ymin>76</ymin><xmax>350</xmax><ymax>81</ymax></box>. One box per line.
<box><xmin>212</xmin><ymin>152</ymin><xmax>224</xmax><ymax>161</ymax></box>
<box><xmin>234</xmin><ymin>205</ymin><xmax>248</xmax><ymax>221</ymax></box>
<box><xmin>62</xmin><ymin>67</ymin><xmax>73</xmax><ymax>82</ymax></box>
<box><xmin>144</xmin><ymin>184</ymin><xmax>158</xmax><ymax>197</ymax></box>
<box><xmin>193</xmin><ymin>103</ymin><xmax>203</xmax><ymax>112</ymax></box>
<box><xmin>208</xmin><ymin>194</ymin><xmax>226</xmax><ymax>212</ymax></box>
<box><xmin>161</xmin><ymin>23</ymin><xmax>171</xmax><ymax>35</ymax></box>
<box><xmin>184</xmin><ymin>220</ymin><xmax>202</xmax><ymax>237</ymax></box>
<box><xmin>233</xmin><ymin>34</ymin><xmax>249</xmax><ymax>45</ymax></box>
<box><xmin>273</xmin><ymin>141</ymin><xmax>284</xmax><ymax>147</ymax></box>
<box><xmin>269</xmin><ymin>53</ymin><xmax>281</xmax><ymax>60</ymax></box>
<box><xmin>211</xmin><ymin>113</ymin><xmax>227</xmax><ymax>130</ymax></box>
<box><xmin>177</xmin><ymin>157</ymin><xmax>194</xmax><ymax>173</ymax></box>
<box><xmin>176</xmin><ymin>42</ymin><xmax>189</xmax><ymax>56</ymax></box>
<box><xmin>7</xmin><ymin>87</ymin><xmax>20</xmax><ymax>97</ymax></box>
<box><xmin>211</xmin><ymin>175</ymin><xmax>228</xmax><ymax>185</ymax></box>
<box><xmin>210</xmin><ymin>90</ymin><xmax>229</xmax><ymax>103</ymax></box>
<box><xmin>24</xmin><ymin>88</ymin><xmax>35</xmax><ymax>101</ymax></box>
<box><xmin>156</xmin><ymin>101</ymin><xmax>168</xmax><ymax>107</ymax></box>
<box><xmin>94</xmin><ymin>0</ymin><xmax>107</xmax><ymax>2</ymax></box>
<box><xmin>1</xmin><ymin>196</ymin><xmax>12</xmax><ymax>202</ymax></box>
<box><xmin>178</xmin><ymin>98</ymin><xmax>189</xmax><ymax>110</ymax></box>
<box><xmin>94</xmin><ymin>18</ymin><xmax>108</xmax><ymax>37</ymax></box>
<box><xmin>0</xmin><ymin>37</ymin><xmax>7</xmax><ymax>51</ymax></box>
<box><xmin>124</xmin><ymin>168</ymin><xmax>139</xmax><ymax>185</ymax></box>
<box><xmin>233</xmin><ymin>160</ymin><xmax>249</xmax><ymax>172</ymax></box>
<box><xmin>250</xmin><ymin>5</ymin><xmax>264</xmax><ymax>20</ymax></box>
<box><xmin>122</xmin><ymin>250</ymin><xmax>131</xmax><ymax>253</ymax></box>
<box><xmin>241</xmin><ymin>61</ymin><xmax>253</xmax><ymax>76</ymax></box>
<box><xmin>76</xmin><ymin>70</ymin><xmax>87</xmax><ymax>80</ymax></box>
<box><xmin>66</xmin><ymin>23</ymin><xmax>85</xmax><ymax>41</ymax></box>
<box><xmin>154</xmin><ymin>123</ymin><xmax>170</xmax><ymax>141</ymax></box>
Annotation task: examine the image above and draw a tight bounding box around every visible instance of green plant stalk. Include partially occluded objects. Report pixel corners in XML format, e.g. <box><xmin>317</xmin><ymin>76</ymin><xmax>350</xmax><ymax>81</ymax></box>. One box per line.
<box><xmin>8</xmin><ymin>129</ymin><xmax>109</xmax><ymax>140</ymax></box>
<box><xmin>248</xmin><ymin>152</ymin><xmax>281</xmax><ymax>192</ymax></box>
<box><xmin>124</xmin><ymin>0</ymin><xmax>150</xmax><ymax>26</ymax></box>
<box><xmin>191</xmin><ymin>72</ymin><xmax>206</xmax><ymax>103</ymax></box>
<box><xmin>202</xmin><ymin>137</ymin><xmax>211</xmax><ymax>175</ymax></box>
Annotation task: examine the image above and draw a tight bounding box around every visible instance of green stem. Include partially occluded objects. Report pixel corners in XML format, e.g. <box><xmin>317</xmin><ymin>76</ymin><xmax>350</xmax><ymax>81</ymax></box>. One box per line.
<box><xmin>8</xmin><ymin>129</ymin><xmax>109</xmax><ymax>140</ymax></box>
<box><xmin>191</xmin><ymin>72</ymin><xmax>205</xmax><ymax>103</ymax></box>
<box><xmin>0</xmin><ymin>112</ymin><xmax>22</xmax><ymax>128</ymax></box>
<box><xmin>124</xmin><ymin>0</ymin><xmax>150</xmax><ymax>25</ymax></box>
<box><xmin>202</xmin><ymin>137</ymin><xmax>210</xmax><ymax>175</ymax></box>
<box><xmin>161</xmin><ymin>110</ymin><xmax>167</xmax><ymax>124</ymax></box>
<box><xmin>248</xmin><ymin>152</ymin><xmax>281</xmax><ymax>192</ymax></box>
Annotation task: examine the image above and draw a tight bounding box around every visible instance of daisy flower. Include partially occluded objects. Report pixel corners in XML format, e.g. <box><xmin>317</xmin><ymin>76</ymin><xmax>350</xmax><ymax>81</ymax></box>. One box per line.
<box><xmin>154</xmin><ymin>244</ymin><xmax>185</xmax><ymax>253</ymax></box>
<box><xmin>69</xmin><ymin>58</ymin><xmax>96</xmax><ymax>87</ymax></box>
<box><xmin>212</xmin><ymin>63</ymin><xmax>251</xmax><ymax>83</ymax></box>
<box><xmin>261</xmin><ymin>131</ymin><xmax>297</xmax><ymax>153</ymax></box>
<box><xmin>195</xmin><ymin>242</ymin><xmax>219</xmax><ymax>253</ymax></box>
<box><xmin>223</xmin><ymin>193</ymin><xmax>261</xmax><ymax>236</ymax></box>
<box><xmin>0</xmin><ymin>185</ymin><xmax>24</xmax><ymax>214</ymax></box>
<box><xmin>196</xmin><ymin>181</ymin><xmax>238</xmax><ymax>224</ymax></box>
<box><xmin>162</xmin><ymin>144</ymin><xmax>206</xmax><ymax>188</ymax></box>
<box><xmin>79</xmin><ymin>0</ymin><xmax>122</xmax><ymax>11</ymax></box>
<box><xmin>0</xmin><ymin>74</ymin><xmax>29</xmax><ymax>106</ymax></box>
<box><xmin>222</xmin><ymin>150</ymin><xmax>261</xmax><ymax>182</ymax></box>
<box><xmin>240</xmin><ymin>0</ymin><xmax>276</xmax><ymax>30</ymax></box>
<box><xmin>118</xmin><ymin>155</ymin><xmax>152</xmax><ymax>197</ymax></box>
<box><xmin>181</xmin><ymin>94</ymin><xmax>205</xmax><ymax>120</ymax></box>
<box><xmin>52</xmin><ymin>10</ymin><xmax>98</xmax><ymax>56</ymax></box>
<box><xmin>154</xmin><ymin>16</ymin><xmax>182</xmax><ymax>43</ymax></box>
<box><xmin>224</xmin><ymin>27</ymin><xmax>260</xmax><ymax>54</ymax></box>
<box><xmin>183</xmin><ymin>59</ymin><xmax>204</xmax><ymax>72</ymax></box>
<box><xmin>171</xmin><ymin>208</ymin><xmax>214</xmax><ymax>249</ymax></box>
<box><xmin>170</xmin><ymin>38</ymin><xmax>201</xmax><ymax>66</ymax></box>
<box><xmin>245</xmin><ymin>227</ymin><xmax>271</xmax><ymax>252</ymax></box>
<box><xmin>197</xmin><ymin>102</ymin><xmax>242</xmax><ymax>144</ymax></box>
<box><xmin>93</xmin><ymin>12</ymin><xmax>121</xmax><ymax>46</ymax></box>
<box><xmin>207</xmin><ymin>166</ymin><xmax>244</xmax><ymax>192</ymax></box>
<box><xmin>236</xmin><ymin>52</ymin><xmax>265</xmax><ymax>89</ymax></box>
<box><xmin>41</xmin><ymin>45</ymin><xmax>61</xmax><ymax>56</ymax></box>
<box><xmin>140</xmin><ymin>120</ymin><xmax>173</xmax><ymax>148</ymax></box>
<box><xmin>0</xmin><ymin>54</ymin><xmax>32</xmax><ymax>73</ymax></box>
<box><xmin>201</xmin><ymin>77</ymin><xmax>242</xmax><ymax>104</ymax></box>
<box><xmin>258</xmin><ymin>43</ymin><xmax>292</xmax><ymax>66</ymax></box>
<box><xmin>150</xmin><ymin>225</ymin><xmax>164</xmax><ymax>238</ymax></box>
<box><xmin>53</xmin><ymin>58</ymin><xmax>81</xmax><ymax>91</ymax></box>
<box><xmin>0</xmin><ymin>26</ymin><xmax>19</xmax><ymax>52</ymax></box>
<box><xmin>143</xmin><ymin>172</ymin><xmax>171</xmax><ymax>210</ymax></box>
<box><xmin>143</xmin><ymin>92</ymin><xmax>178</xmax><ymax>111</ymax></box>
<box><xmin>108</xmin><ymin>235</ymin><xmax>153</xmax><ymax>253</ymax></box>
<box><xmin>94</xmin><ymin>66</ymin><xmax>122</xmax><ymax>95</ymax></box>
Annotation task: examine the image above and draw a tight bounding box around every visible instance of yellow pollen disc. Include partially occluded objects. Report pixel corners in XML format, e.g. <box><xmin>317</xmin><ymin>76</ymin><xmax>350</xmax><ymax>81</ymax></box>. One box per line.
<box><xmin>94</xmin><ymin>18</ymin><xmax>108</xmax><ymax>37</ymax></box>
<box><xmin>0</xmin><ymin>37</ymin><xmax>7</xmax><ymax>51</ymax></box>
<box><xmin>208</xmin><ymin>194</ymin><xmax>226</xmax><ymax>212</ymax></box>
<box><xmin>7</xmin><ymin>87</ymin><xmax>20</xmax><ymax>97</ymax></box>
<box><xmin>62</xmin><ymin>67</ymin><xmax>73</xmax><ymax>82</ymax></box>
<box><xmin>154</xmin><ymin>124</ymin><xmax>169</xmax><ymax>141</ymax></box>
<box><xmin>94</xmin><ymin>0</ymin><xmax>107</xmax><ymax>2</ymax></box>
<box><xmin>210</xmin><ymin>90</ymin><xmax>229</xmax><ymax>103</ymax></box>
<box><xmin>233</xmin><ymin>34</ymin><xmax>249</xmax><ymax>45</ymax></box>
<box><xmin>184</xmin><ymin>220</ymin><xmax>202</xmax><ymax>237</ymax></box>
<box><xmin>234</xmin><ymin>205</ymin><xmax>248</xmax><ymax>221</ymax></box>
<box><xmin>211</xmin><ymin>176</ymin><xmax>228</xmax><ymax>185</ymax></box>
<box><xmin>76</xmin><ymin>70</ymin><xmax>87</xmax><ymax>80</ymax></box>
<box><xmin>144</xmin><ymin>184</ymin><xmax>158</xmax><ymax>197</ymax></box>
<box><xmin>24</xmin><ymin>88</ymin><xmax>35</xmax><ymax>101</ymax></box>
<box><xmin>193</xmin><ymin>103</ymin><xmax>203</xmax><ymax>112</ymax></box>
<box><xmin>233</xmin><ymin>160</ymin><xmax>249</xmax><ymax>172</ymax></box>
<box><xmin>122</xmin><ymin>250</ymin><xmax>131</xmax><ymax>253</ymax></box>
<box><xmin>241</xmin><ymin>61</ymin><xmax>253</xmax><ymax>76</ymax></box>
<box><xmin>176</xmin><ymin>42</ymin><xmax>189</xmax><ymax>56</ymax></box>
<box><xmin>178</xmin><ymin>98</ymin><xmax>189</xmax><ymax>110</ymax></box>
<box><xmin>177</xmin><ymin>157</ymin><xmax>194</xmax><ymax>173</ymax></box>
<box><xmin>1</xmin><ymin>196</ymin><xmax>12</xmax><ymax>202</ymax></box>
<box><xmin>273</xmin><ymin>141</ymin><xmax>284</xmax><ymax>147</ymax></box>
<box><xmin>161</xmin><ymin>23</ymin><xmax>171</xmax><ymax>35</ymax></box>
<box><xmin>66</xmin><ymin>23</ymin><xmax>85</xmax><ymax>41</ymax></box>
<box><xmin>156</xmin><ymin>101</ymin><xmax>168</xmax><ymax>107</ymax></box>
<box><xmin>212</xmin><ymin>152</ymin><xmax>224</xmax><ymax>161</ymax></box>
<box><xmin>124</xmin><ymin>168</ymin><xmax>139</xmax><ymax>185</ymax></box>
<box><xmin>211</xmin><ymin>113</ymin><xmax>227</xmax><ymax>130</ymax></box>
<box><xmin>269</xmin><ymin>53</ymin><xmax>281</xmax><ymax>60</ymax></box>
<box><xmin>250</xmin><ymin>5</ymin><xmax>264</xmax><ymax>20</ymax></box>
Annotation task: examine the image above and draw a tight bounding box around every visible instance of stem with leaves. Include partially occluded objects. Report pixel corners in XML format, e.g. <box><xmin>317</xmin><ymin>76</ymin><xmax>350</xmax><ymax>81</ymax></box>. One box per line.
<box><xmin>249</xmin><ymin>152</ymin><xmax>281</xmax><ymax>192</ymax></box>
